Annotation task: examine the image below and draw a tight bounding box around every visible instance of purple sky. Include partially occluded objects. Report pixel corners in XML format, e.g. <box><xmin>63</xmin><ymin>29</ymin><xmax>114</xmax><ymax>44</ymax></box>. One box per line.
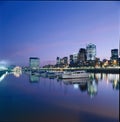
<box><xmin>0</xmin><ymin>1</ymin><xmax>119</xmax><ymax>66</ymax></box>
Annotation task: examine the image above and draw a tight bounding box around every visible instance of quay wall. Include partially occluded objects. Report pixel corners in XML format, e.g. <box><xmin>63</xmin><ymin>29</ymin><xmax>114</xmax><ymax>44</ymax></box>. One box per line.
<box><xmin>40</xmin><ymin>67</ymin><xmax>120</xmax><ymax>74</ymax></box>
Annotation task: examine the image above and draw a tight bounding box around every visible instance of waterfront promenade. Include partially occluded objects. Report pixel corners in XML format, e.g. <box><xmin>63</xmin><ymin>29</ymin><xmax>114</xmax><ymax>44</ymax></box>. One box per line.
<box><xmin>0</xmin><ymin>66</ymin><xmax>119</xmax><ymax>74</ymax></box>
<box><xmin>39</xmin><ymin>67</ymin><xmax>120</xmax><ymax>74</ymax></box>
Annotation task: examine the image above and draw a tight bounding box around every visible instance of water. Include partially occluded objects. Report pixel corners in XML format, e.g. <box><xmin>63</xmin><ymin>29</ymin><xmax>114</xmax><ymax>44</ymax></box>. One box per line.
<box><xmin>0</xmin><ymin>72</ymin><xmax>119</xmax><ymax>122</ymax></box>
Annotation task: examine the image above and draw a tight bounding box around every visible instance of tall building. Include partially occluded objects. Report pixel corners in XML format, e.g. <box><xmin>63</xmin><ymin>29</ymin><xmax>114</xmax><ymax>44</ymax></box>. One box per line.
<box><xmin>62</xmin><ymin>57</ymin><xmax>68</xmax><ymax>65</ymax></box>
<box><xmin>29</xmin><ymin>57</ymin><xmax>40</xmax><ymax>70</ymax></box>
<box><xmin>78</xmin><ymin>48</ymin><xmax>86</xmax><ymax>62</ymax></box>
<box><xmin>86</xmin><ymin>43</ymin><xmax>96</xmax><ymax>61</ymax></box>
<box><xmin>69</xmin><ymin>55</ymin><xmax>74</xmax><ymax>65</ymax></box>
<box><xmin>119</xmin><ymin>40</ymin><xmax>120</xmax><ymax>59</ymax></box>
<box><xmin>73</xmin><ymin>54</ymin><xmax>78</xmax><ymax>63</ymax></box>
<box><xmin>118</xmin><ymin>40</ymin><xmax>120</xmax><ymax>66</ymax></box>
<box><xmin>56</xmin><ymin>56</ymin><xmax>68</xmax><ymax>67</ymax></box>
<box><xmin>69</xmin><ymin>54</ymin><xmax>78</xmax><ymax>67</ymax></box>
<box><xmin>56</xmin><ymin>57</ymin><xmax>60</xmax><ymax>65</ymax></box>
<box><xmin>111</xmin><ymin>49</ymin><xmax>118</xmax><ymax>60</ymax></box>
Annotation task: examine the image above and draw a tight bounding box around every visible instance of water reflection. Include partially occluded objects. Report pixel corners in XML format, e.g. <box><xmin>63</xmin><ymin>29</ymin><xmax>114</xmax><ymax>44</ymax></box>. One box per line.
<box><xmin>0</xmin><ymin>71</ymin><xmax>8</xmax><ymax>82</ymax></box>
<box><xmin>12</xmin><ymin>66</ymin><xmax>22</xmax><ymax>77</ymax></box>
<box><xmin>29</xmin><ymin>72</ymin><xmax>40</xmax><ymax>83</ymax></box>
<box><xmin>112</xmin><ymin>80</ymin><xmax>119</xmax><ymax>90</ymax></box>
<box><xmin>78</xmin><ymin>82</ymin><xmax>87</xmax><ymax>92</ymax></box>
<box><xmin>0</xmin><ymin>69</ymin><xmax>22</xmax><ymax>82</ymax></box>
<box><xmin>87</xmin><ymin>80</ymin><xmax>97</xmax><ymax>98</ymax></box>
<box><xmin>59</xmin><ymin>73</ymin><xmax>119</xmax><ymax>95</ymax></box>
<box><xmin>61</xmin><ymin>78</ymin><xmax>98</xmax><ymax>98</ymax></box>
<box><xmin>89</xmin><ymin>73</ymin><xmax>119</xmax><ymax>90</ymax></box>
<box><xmin>0</xmin><ymin>71</ymin><xmax>119</xmax><ymax>92</ymax></box>
<box><xmin>13</xmin><ymin>71</ymin><xmax>22</xmax><ymax>78</ymax></box>
<box><xmin>0</xmin><ymin>71</ymin><xmax>119</xmax><ymax>122</ymax></box>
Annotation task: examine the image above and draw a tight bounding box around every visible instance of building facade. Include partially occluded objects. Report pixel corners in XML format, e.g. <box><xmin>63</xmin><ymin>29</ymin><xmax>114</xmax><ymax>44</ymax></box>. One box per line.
<box><xmin>29</xmin><ymin>57</ymin><xmax>40</xmax><ymax>70</ymax></box>
<box><xmin>56</xmin><ymin>56</ymin><xmax>68</xmax><ymax>67</ymax></box>
<box><xmin>73</xmin><ymin>54</ymin><xmax>78</xmax><ymax>63</ymax></box>
<box><xmin>111</xmin><ymin>49</ymin><xmax>118</xmax><ymax>60</ymax></box>
<box><xmin>86</xmin><ymin>43</ymin><xmax>96</xmax><ymax>61</ymax></box>
<box><xmin>78</xmin><ymin>48</ymin><xmax>86</xmax><ymax>62</ymax></box>
<box><xmin>69</xmin><ymin>54</ymin><xmax>78</xmax><ymax>67</ymax></box>
<box><xmin>56</xmin><ymin>57</ymin><xmax>60</xmax><ymax>65</ymax></box>
<box><xmin>62</xmin><ymin>57</ymin><xmax>68</xmax><ymax>65</ymax></box>
<box><xmin>69</xmin><ymin>55</ymin><xmax>73</xmax><ymax>64</ymax></box>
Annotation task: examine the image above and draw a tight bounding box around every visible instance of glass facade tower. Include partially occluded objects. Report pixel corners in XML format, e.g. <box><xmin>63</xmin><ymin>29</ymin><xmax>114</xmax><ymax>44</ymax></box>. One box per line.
<box><xmin>86</xmin><ymin>43</ymin><xmax>96</xmax><ymax>61</ymax></box>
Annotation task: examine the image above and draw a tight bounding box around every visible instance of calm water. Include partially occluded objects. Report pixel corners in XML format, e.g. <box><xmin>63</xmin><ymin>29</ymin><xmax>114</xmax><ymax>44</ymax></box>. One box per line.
<box><xmin>0</xmin><ymin>71</ymin><xmax>119</xmax><ymax>122</ymax></box>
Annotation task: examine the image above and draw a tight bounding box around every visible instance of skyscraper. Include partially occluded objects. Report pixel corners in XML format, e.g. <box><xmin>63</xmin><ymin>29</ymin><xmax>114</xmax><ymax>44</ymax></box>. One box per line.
<box><xmin>78</xmin><ymin>48</ymin><xmax>86</xmax><ymax>62</ymax></box>
<box><xmin>119</xmin><ymin>40</ymin><xmax>120</xmax><ymax>58</ymax></box>
<box><xmin>56</xmin><ymin>57</ymin><xmax>60</xmax><ymax>65</ymax></box>
<box><xmin>73</xmin><ymin>54</ymin><xmax>78</xmax><ymax>63</ymax></box>
<box><xmin>29</xmin><ymin>57</ymin><xmax>40</xmax><ymax>70</ymax></box>
<box><xmin>111</xmin><ymin>49</ymin><xmax>118</xmax><ymax>60</ymax></box>
<box><xmin>86</xmin><ymin>43</ymin><xmax>96</xmax><ymax>61</ymax></box>
<box><xmin>62</xmin><ymin>57</ymin><xmax>68</xmax><ymax>65</ymax></box>
<box><xmin>69</xmin><ymin>55</ymin><xmax>74</xmax><ymax>65</ymax></box>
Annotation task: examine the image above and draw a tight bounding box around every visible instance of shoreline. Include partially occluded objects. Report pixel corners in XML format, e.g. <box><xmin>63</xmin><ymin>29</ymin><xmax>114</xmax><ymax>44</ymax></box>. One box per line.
<box><xmin>39</xmin><ymin>67</ymin><xmax>120</xmax><ymax>74</ymax></box>
<box><xmin>1</xmin><ymin>67</ymin><xmax>119</xmax><ymax>74</ymax></box>
<box><xmin>86</xmin><ymin>68</ymin><xmax>119</xmax><ymax>74</ymax></box>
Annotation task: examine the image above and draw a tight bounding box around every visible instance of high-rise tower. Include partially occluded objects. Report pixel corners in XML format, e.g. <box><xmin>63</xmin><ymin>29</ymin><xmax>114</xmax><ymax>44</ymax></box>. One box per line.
<box><xmin>86</xmin><ymin>43</ymin><xmax>96</xmax><ymax>61</ymax></box>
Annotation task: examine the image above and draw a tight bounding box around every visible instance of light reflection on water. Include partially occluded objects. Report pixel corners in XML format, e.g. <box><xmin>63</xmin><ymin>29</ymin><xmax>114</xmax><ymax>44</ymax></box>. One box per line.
<box><xmin>0</xmin><ymin>71</ymin><xmax>119</xmax><ymax>122</ymax></box>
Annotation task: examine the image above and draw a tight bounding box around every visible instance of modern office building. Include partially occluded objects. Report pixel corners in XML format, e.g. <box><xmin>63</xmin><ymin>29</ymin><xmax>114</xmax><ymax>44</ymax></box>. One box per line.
<box><xmin>56</xmin><ymin>57</ymin><xmax>60</xmax><ymax>65</ymax></box>
<box><xmin>69</xmin><ymin>53</ymin><xmax>79</xmax><ymax>67</ymax></box>
<box><xmin>86</xmin><ymin>43</ymin><xmax>96</xmax><ymax>61</ymax></box>
<box><xmin>29</xmin><ymin>57</ymin><xmax>40</xmax><ymax>70</ymax></box>
<box><xmin>62</xmin><ymin>57</ymin><xmax>68</xmax><ymax>65</ymax></box>
<box><xmin>111</xmin><ymin>49</ymin><xmax>118</xmax><ymax>60</ymax></box>
<box><xmin>78</xmin><ymin>48</ymin><xmax>86</xmax><ymax>62</ymax></box>
<box><xmin>69</xmin><ymin>55</ymin><xmax>74</xmax><ymax>65</ymax></box>
<box><xmin>118</xmin><ymin>57</ymin><xmax>120</xmax><ymax>66</ymax></box>
<box><xmin>118</xmin><ymin>40</ymin><xmax>120</xmax><ymax>59</ymax></box>
<box><xmin>73</xmin><ymin>53</ymin><xmax>78</xmax><ymax>63</ymax></box>
<box><xmin>56</xmin><ymin>56</ymin><xmax>68</xmax><ymax>67</ymax></box>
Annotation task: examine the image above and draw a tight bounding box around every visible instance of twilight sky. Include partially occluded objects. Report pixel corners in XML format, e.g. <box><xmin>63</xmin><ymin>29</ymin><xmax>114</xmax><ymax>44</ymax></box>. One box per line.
<box><xmin>0</xmin><ymin>1</ymin><xmax>120</xmax><ymax>66</ymax></box>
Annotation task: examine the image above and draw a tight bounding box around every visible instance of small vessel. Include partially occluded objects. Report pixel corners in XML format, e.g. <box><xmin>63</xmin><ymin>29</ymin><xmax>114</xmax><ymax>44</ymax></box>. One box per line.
<box><xmin>62</xmin><ymin>78</ymin><xmax>91</xmax><ymax>86</ymax></box>
<box><xmin>59</xmin><ymin>70</ymin><xmax>89</xmax><ymax>79</ymax></box>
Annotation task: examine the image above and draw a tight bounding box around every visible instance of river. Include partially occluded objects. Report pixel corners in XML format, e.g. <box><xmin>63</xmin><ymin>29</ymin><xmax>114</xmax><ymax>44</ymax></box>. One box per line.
<box><xmin>0</xmin><ymin>71</ymin><xmax>119</xmax><ymax>122</ymax></box>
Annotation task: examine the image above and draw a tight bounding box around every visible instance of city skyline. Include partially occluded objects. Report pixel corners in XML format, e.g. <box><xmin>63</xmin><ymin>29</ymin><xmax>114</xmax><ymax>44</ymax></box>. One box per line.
<box><xmin>0</xmin><ymin>1</ymin><xmax>120</xmax><ymax>66</ymax></box>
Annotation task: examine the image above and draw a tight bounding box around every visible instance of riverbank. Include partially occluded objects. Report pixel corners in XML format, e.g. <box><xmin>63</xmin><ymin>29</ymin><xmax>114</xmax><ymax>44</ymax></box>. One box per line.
<box><xmin>39</xmin><ymin>67</ymin><xmax>120</xmax><ymax>74</ymax></box>
<box><xmin>86</xmin><ymin>68</ymin><xmax>119</xmax><ymax>74</ymax></box>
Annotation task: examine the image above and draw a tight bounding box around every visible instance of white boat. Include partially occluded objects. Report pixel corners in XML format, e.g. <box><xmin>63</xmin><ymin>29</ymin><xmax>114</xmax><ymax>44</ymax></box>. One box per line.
<box><xmin>59</xmin><ymin>70</ymin><xmax>89</xmax><ymax>79</ymax></box>
<box><xmin>62</xmin><ymin>78</ymin><xmax>90</xmax><ymax>86</ymax></box>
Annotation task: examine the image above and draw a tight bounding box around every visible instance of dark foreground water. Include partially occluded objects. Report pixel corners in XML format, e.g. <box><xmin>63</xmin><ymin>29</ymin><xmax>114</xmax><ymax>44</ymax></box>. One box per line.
<box><xmin>0</xmin><ymin>72</ymin><xmax>119</xmax><ymax>122</ymax></box>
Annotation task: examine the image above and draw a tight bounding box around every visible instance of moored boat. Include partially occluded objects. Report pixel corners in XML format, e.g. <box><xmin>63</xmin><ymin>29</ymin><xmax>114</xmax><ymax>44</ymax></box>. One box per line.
<box><xmin>59</xmin><ymin>70</ymin><xmax>89</xmax><ymax>79</ymax></box>
<box><xmin>62</xmin><ymin>77</ymin><xmax>91</xmax><ymax>85</ymax></box>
